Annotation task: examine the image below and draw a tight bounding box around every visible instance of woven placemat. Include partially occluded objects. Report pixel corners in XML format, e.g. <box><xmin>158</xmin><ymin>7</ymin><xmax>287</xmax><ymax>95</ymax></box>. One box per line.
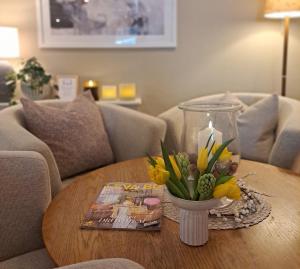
<box><xmin>163</xmin><ymin>180</ymin><xmax>272</xmax><ymax>230</ymax></box>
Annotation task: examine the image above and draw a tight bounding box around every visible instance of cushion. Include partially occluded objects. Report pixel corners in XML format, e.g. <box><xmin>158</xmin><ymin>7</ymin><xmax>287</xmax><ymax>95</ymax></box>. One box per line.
<box><xmin>222</xmin><ymin>91</ymin><xmax>248</xmax><ymax>112</ymax></box>
<box><xmin>21</xmin><ymin>92</ymin><xmax>114</xmax><ymax>179</ymax></box>
<box><xmin>0</xmin><ymin>249</ymin><xmax>55</xmax><ymax>269</ymax></box>
<box><xmin>237</xmin><ymin>94</ymin><xmax>279</xmax><ymax>163</ymax></box>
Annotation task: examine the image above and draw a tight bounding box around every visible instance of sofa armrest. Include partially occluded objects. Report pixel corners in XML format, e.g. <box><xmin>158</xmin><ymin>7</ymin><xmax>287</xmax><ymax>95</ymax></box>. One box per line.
<box><xmin>159</xmin><ymin>106</ymin><xmax>183</xmax><ymax>153</ymax></box>
<box><xmin>0</xmin><ymin>151</ymin><xmax>51</xmax><ymax>261</ymax></box>
<box><xmin>100</xmin><ymin>104</ymin><xmax>166</xmax><ymax>161</ymax></box>
<box><xmin>56</xmin><ymin>258</ymin><xmax>144</xmax><ymax>269</ymax></box>
<box><xmin>0</xmin><ymin>111</ymin><xmax>62</xmax><ymax>197</ymax></box>
<box><xmin>269</xmin><ymin>99</ymin><xmax>300</xmax><ymax>171</ymax></box>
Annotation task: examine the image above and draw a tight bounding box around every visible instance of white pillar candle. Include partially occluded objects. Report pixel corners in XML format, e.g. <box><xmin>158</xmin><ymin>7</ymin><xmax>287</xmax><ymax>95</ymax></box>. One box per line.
<box><xmin>198</xmin><ymin>121</ymin><xmax>223</xmax><ymax>151</ymax></box>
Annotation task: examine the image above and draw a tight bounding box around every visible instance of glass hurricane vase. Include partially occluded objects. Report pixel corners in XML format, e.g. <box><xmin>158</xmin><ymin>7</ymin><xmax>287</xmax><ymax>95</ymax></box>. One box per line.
<box><xmin>178</xmin><ymin>101</ymin><xmax>242</xmax><ymax>171</ymax></box>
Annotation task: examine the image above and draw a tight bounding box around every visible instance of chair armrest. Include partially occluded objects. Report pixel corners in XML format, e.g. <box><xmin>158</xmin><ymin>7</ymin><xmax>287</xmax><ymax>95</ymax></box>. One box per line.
<box><xmin>100</xmin><ymin>104</ymin><xmax>166</xmax><ymax>161</ymax></box>
<box><xmin>269</xmin><ymin>100</ymin><xmax>300</xmax><ymax>171</ymax></box>
<box><xmin>159</xmin><ymin>106</ymin><xmax>183</xmax><ymax>152</ymax></box>
<box><xmin>0</xmin><ymin>110</ymin><xmax>62</xmax><ymax>197</ymax></box>
<box><xmin>0</xmin><ymin>151</ymin><xmax>51</xmax><ymax>261</ymax></box>
<box><xmin>56</xmin><ymin>258</ymin><xmax>144</xmax><ymax>269</ymax></box>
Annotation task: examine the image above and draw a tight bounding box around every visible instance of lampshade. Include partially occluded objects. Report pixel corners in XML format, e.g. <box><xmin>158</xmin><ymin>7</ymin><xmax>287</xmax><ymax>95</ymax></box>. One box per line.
<box><xmin>0</xmin><ymin>26</ymin><xmax>20</xmax><ymax>58</ymax></box>
<box><xmin>264</xmin><ymin>0</ymin><xmax>300</xmax><ymax>18</ymax></box>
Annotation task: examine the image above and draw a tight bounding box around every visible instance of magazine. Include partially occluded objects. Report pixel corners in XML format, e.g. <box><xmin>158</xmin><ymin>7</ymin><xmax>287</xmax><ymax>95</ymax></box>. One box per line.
<box><xmin>81</xmin><ymin>182</ymin><xmax>164</xmax><ymax>231</ymax></box>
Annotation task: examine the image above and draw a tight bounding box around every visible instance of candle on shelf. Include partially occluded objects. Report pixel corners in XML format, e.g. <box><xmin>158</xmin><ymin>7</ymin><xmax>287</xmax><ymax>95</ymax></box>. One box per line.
<box><xmin>101</xmin><ymin>85</ymin><xmax>117</xmax><ymax>100</ymax></box>
<box><xmin>83</xmin><ymin>80</ymin><xmax>99</xmax><ymax>100</ymax></box>
<box><xmin>119</xmin><ymin>83</ymin><xmax>136</xmax><ymax>100</ymax></box>
<box><xmin>197</xmin><ymin>121</ymin><xmax>223</xmax><ymax>151</ymax></box>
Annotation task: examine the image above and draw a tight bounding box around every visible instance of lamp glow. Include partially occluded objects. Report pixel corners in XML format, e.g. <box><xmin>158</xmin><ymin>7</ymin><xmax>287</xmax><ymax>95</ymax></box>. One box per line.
<box><xmin>264</xmin><ymin>0</ymin><xmax>300</xmax><ymax>19</ymax></box>
<box><xmin>0</xmin><ymin>27</ymin><xmax>20</xmax><ymax>58</ymax></box>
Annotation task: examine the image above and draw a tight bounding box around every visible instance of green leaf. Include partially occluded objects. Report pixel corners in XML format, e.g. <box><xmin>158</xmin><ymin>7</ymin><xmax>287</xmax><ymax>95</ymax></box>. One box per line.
<box><xmin>160</xmin><ymin>141</ymin><xmax>191</xmax><ymax>200</ymax></box>
<box><xmin>174</xmin><ymin>154</ymin><xmax>189</xmax><ymax>189</ymax></box>
<box><xmin>207</xmin><ymin>140</ymin><xmax>216</xmax><ymax>157</ymax></box>
<box><xmin>206</xmin><ymin>138</ymin><xmax>234</xmax><ymax>173</ymax></box>
<box><xmin>166</xmin><ymin>180</ymin><xmax>185</xmax><ymax>199</ymax></box>
<box><xmin>216</xmin><ymin>175</ymin><xmax>233</xmax><ymax>186</ymax></box>
<box><xmin>205</xmin><ymin>133</ymin><xmax>214</xmax><ymax>149</ymax></box>
<box><xmin>146</xmin><ymin>153</ymin><xmax>157</xmax><ymax>167</ymax></box>
<box><xmin>160</xmin><ymin>140</ymin><xmax>177</xmax><ymax>180</ymax></box>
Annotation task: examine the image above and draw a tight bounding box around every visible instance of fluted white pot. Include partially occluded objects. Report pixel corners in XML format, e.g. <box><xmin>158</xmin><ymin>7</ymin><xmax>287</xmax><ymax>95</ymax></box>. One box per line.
<box><xmin>168</xmin><ymin>193</ymin><xmax>221</xmax><ymax>246</ymax></box>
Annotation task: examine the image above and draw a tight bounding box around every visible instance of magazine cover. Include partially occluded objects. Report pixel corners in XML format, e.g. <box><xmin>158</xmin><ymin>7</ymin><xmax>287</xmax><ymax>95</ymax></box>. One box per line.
<box><xmin>81</xmin><ymin>182</ymin><xmax>164</xmax><ymax>231</ymax></box>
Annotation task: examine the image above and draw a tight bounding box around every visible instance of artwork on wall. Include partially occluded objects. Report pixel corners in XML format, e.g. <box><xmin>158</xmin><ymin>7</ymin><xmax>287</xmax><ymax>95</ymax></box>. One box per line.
<box><xmin>36</xmin><ymin>0</ymin><xmax>177</xmax><ymax>48</ymax></box>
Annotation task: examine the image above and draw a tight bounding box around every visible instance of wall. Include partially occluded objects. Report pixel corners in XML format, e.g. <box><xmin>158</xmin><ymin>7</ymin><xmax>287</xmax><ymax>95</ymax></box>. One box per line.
<box><xmin>0</xmin><ymin>0</ymin><xmax>299</xmax><ymax>115</ymax></box>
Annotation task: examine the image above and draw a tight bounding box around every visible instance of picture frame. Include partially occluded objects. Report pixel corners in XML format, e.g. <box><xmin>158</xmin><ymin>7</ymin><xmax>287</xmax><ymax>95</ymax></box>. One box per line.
<box><xmin>56</xmin><ymin>75</ymin><xmax>79</xmax><ymax>101</ymax></box>
<box><xmin>36</xmin><ymin>0</ymin><xmax>177</xmax><ymax>48</ymax></box>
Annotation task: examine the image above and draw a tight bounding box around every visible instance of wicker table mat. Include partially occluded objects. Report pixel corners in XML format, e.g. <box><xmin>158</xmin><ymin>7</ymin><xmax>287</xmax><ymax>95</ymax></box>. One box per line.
<box><xmin>163</xmin><ymin>180</ymin><xmax>272</xmax><ymax>230</ymax></box>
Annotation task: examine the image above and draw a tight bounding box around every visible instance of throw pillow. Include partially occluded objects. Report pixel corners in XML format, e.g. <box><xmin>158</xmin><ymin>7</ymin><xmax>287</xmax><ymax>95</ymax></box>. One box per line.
<box><xmin>21</xmin><ymin>92</ymin><xmax>114</xmax><ymax>179</ymax></box>
<box><xmin>222</xmin><ymin>91</ymin><xmax>248</xmax><ymax>112</ymax></box>
<box><xmin>237</xmin><ymin>94</ymin><xmax>278</xmax><ymax>163</ymax></box>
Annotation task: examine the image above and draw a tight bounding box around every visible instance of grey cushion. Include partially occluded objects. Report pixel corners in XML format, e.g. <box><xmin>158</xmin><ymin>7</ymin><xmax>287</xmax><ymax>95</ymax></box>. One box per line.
<box><xmin>21</xmin><ymin>93</ymin><xmax>114</xmax><ymax>179</ymax></box>
<box><xmin>57</xmin><ymin>259</ymin><xmax>144</xmax><ymax>269</ymax></box>
<box><xmin>237</xmin><ymin>94</ymin><xmax>279</xmax><ymax>162</ymax></box>
<box><xmin>0</xmin><ymin>249</ymin><xmax>55</xmax><ymax>269</ymax></box>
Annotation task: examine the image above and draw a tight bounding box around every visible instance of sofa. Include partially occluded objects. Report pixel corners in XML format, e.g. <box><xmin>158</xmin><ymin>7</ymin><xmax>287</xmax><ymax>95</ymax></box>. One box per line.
<box><xmin>159</xmin><ymin>92</ymin><xmax>300</xmax><ymax>172</ymax></box>
<box><xmin>0</xmin><ymin>101</ymin><xmax>166</xmax><ymax>269</ymax></box>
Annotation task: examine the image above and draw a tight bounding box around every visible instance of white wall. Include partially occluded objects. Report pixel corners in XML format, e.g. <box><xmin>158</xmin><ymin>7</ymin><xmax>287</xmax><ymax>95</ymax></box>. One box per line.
<box><xmin>0</xmin><ymin>0</ymin><xmax>299</xmax><ymax>115</ymax></box>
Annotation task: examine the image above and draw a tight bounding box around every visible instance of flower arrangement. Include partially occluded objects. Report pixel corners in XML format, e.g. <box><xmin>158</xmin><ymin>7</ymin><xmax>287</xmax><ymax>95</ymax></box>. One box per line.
<box><xmin>148</xmin><ymin>136</ymin><xmax>241</xmax><ymax>201</ymax></box>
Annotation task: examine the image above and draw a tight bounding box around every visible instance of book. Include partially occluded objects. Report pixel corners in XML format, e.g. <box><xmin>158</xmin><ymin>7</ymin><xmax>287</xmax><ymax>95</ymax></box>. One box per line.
<box><xmin>81</xmin><ymin>182</ymin><xmax>163</xmax><ymax>231</ymax></box>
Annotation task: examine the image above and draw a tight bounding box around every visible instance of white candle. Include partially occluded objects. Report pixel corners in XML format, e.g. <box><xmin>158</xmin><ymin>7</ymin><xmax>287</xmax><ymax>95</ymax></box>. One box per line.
<box><xmin>198</xmin><ymin>121</ymin><xmax>223</xmax><ymax>151</ymax></box>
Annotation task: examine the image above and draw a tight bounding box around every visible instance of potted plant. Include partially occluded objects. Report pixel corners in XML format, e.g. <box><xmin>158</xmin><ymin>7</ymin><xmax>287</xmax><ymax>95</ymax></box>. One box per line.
<box><xmin>17</xmin><ymin>57</ymin><xmax>53</xmax><ymax>100</ymax></box>
<box><xmin>147</xmin><ymin>137</ymin><xmax>241</xmax><ymax>246</ymax></box>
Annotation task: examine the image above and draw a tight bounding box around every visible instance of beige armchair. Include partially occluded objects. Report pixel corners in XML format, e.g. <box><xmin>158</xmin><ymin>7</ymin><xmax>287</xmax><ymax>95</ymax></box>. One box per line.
<box><xmin>0</xmin><ymin>101</ymin><xmax>166</xmax><ymax>197</ymax></box>
<box><xmin>159</xmin><ymin>93</ymin><xmax>300</xmax><ymax>172</ymax></box>
<box><xmin>0</xmin><ymin>101</ymin><xmax>164</xmax><ymax>269</ymax></box>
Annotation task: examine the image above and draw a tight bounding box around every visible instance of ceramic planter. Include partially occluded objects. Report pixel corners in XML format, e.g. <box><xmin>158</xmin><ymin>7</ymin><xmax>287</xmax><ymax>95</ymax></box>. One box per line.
<box><xmin>21</xmin><ymin>82</ymin><xmax>53</xmax><ymax>100</ymax></box>
<box><xmin>168</xmin><ymin>192</ymin><xmax>221</xmax><ymax>246</ymax></box>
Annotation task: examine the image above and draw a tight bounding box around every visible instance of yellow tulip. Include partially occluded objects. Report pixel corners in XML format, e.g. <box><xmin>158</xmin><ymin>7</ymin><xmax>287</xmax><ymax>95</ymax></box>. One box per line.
<box><xmin>148</xmin><ymin>165</ymin><xmax>170</xmax><ymax>185</ymax></box>
<box><xmin>213</xmin><ymin>178</ymin><xmax>241</xmax><ymax>200</ymax></box>
<box><xmin>212</xmin><ymin>144</ymin><xmax>232</xmax><ymax>161</ymax></box>
<box><xmin>197</xmin><ymin>148</ymin><xmax>208</xmax><ymax>172</ymax></box>
<box><xmin>156</xmin><ymin>157</ymin><xmax>165</xmax><ymax>169</ymax></box>
<box><xmin>169</xmin><ymin>156</ymin><xmax>181</xmax><ymax>179</ymax></box>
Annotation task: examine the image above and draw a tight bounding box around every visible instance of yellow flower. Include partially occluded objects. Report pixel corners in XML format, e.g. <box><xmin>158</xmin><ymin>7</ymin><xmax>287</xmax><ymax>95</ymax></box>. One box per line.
<box><xmin>156</xmin><ymin>157</ymin><xmax>165</xmax><ymax>169</ymax></box>
<box><xmin>212</xmin><ymin>144</ymin><xmax>232</xmax><ymax>161</ymax></box>
<box><xmin>197</xmin><ymin>148</ymin><xmax>208</xmax><ymax>172</ymax></box>
<box><xmin>169</xmin><ymin>156</ymin><xmax>181</xmax><ymax>179</ymax></box>
<box><xmin>213</xmin><ymin>178</ymin><xmax>241</xmax><ymax>200</ymax></box>
<box><xmin>148</xmin><ymin>164</ymin><xmax>170</xmax><ymax>185</ymax></box>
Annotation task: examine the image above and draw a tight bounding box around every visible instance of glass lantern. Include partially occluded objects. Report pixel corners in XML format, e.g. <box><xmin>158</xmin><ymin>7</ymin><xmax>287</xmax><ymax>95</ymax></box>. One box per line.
<box><xmin>178</xmin><ymin>101</ymin><xmax>242</xmax><ymax>170</ymax></box>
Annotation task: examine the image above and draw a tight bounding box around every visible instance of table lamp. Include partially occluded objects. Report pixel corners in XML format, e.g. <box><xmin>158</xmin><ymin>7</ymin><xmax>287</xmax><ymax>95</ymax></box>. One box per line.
<box><xmin>0</xmin><ymin>26</ymin><xmax>20</xmax><ymax>102</ymax></box>
<box><xmin>264</xmin><ymin>0</ymin><xmax>300</xmax><ymax>96</ymax></box>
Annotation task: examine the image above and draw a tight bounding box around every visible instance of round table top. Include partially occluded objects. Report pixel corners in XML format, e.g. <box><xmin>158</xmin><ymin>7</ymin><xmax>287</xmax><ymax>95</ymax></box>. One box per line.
<box><xmin>43</xmin><ymin>159</ymin><xmax>300</xmax><ymax>269</ymax></box>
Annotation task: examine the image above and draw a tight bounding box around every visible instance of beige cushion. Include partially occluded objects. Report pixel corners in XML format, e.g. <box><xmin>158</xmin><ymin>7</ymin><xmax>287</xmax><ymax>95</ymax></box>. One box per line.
<box><xmin>222</xmin><ymin>91</ymin><xmax>248</xmax><ymax>112</ymax></box>
<box><xmin>0</xmin><ymin>249</ymin><xmax>55</xmax><ymax>269</ymax></box>
<box><xmin>21</xmin><ymin>92</ymin><xmax>114</xmax><ymax>179</ymax></box>
<box><xmin>237</xmin><ymin>94</ymin><xmax>279</xmax><ymax>163</ymax></box>
<box><xmin>57</xmin><ymin>259</ymin><xmax>145</xmax><ymax>269</ymax></box>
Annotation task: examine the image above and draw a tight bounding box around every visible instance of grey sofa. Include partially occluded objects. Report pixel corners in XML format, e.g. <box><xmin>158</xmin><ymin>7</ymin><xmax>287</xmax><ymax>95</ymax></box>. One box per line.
<box><xmin>159</xmin><ymin>92</ymin><xmax>300</xmax><ymax>172</ymax></box>
<box><xmin>0</xmin><ymin>101</ymin><xmax>165</xmax><ymax>269</ymax></box>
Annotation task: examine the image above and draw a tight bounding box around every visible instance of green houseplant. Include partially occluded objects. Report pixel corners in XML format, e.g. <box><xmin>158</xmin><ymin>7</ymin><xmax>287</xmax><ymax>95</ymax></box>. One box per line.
<box><xmin>17</xmin><ymin>57</ymin><xmax>53</xmax><ymax>100</ymax></box>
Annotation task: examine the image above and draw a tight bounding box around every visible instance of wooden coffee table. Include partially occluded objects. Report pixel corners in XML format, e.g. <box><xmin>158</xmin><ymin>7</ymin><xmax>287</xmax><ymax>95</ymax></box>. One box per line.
<box><xmin>43</xmin><ymin>158</ymin><xmax>300</xmax><ymax>269</ymax></box>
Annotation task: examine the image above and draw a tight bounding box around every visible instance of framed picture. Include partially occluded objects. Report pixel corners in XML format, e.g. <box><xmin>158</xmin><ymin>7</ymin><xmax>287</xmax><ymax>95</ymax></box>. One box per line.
<box><xmin>36</xmin><ymin>0</ymin><xmax>177</xmax><ymax>48</ymax></box>
<box><xmin>56</xmin><ymin>75</ymin><xmax>79</xmax><ymax>101</ymax></box>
